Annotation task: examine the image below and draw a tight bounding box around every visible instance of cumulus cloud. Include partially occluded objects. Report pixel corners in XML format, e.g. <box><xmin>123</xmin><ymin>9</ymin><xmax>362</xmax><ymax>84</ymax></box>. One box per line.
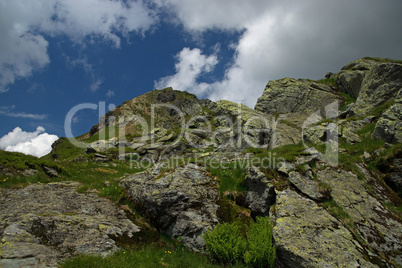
<box><xmin>154</xmin><ymin>0</ymin><xmax>402</xmax><ymax>107</ymax></box>
<box><xmin>155</xmin><ymin>47</ymin><xmax>218</xmax><ymax>94</ymax></box>
<box><xmin>0</xmin><ymin>126</ymin><xmax>58</xmax><ymax>157</ymax></box>
<box><xmin>0</xmin><ymin>0</ymin><xmax>156</xmax><ymax>91</ymax></box>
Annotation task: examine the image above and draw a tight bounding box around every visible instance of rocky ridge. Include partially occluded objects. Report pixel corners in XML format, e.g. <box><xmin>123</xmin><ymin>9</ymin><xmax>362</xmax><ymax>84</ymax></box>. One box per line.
<box><xmin>1</xmin><ymin>57</ymin><xmax>402</xmax><ymax>267</ymax></box>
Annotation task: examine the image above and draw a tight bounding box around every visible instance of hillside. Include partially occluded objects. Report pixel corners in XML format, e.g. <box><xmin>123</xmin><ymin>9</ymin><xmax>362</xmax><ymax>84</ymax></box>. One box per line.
<box><xmin>1</xmin><ymin>57</ymin><xmax>402</xmax><ymax>268</ymax></box>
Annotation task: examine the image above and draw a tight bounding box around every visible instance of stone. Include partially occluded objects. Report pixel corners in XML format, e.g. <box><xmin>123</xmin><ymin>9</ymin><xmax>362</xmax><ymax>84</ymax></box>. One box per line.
<box><xmin>157</xmin><ymin>132</ymin><xmax>177</xmax><ymax>143</ymax></box>
<box><xmin>288</xmin><ymin>171</ymin><xmax>327</xmax><ymax>201</ymax></box>
<box><xmin>277</xmin><ymin>161</ymin><xmax>295</xmax><ymax>175</ymax></box>
<box><xmin>303</xmin><ymin>122</ymin><xmax>338</xmax><ymax>145</ymax></box>
<box><xmin>43</xmin><ymin>166</ymin><xmax>59</xmax><ymax>178</ymax></box>
<box><xmin>255</xmin><ymin>78</ymin><xmax>341</xmax><ymax>115</ymax></box>
<box><xmin>0</xmin><ymin>182</ymin><xmax>140</xmax><ymax>267</ymax></box>
<box><xmin>120</xmin><ymin>164</ymin><xmax>219</xmax><ymax>252</ymax></box>
<box><xmin>273</xmin><ymin>189</ymin><xmax>377</xmax><ymax>268</ymax></box>
<box><xmin>86</xmin><ymin>139</ymin><xmax>117</xmax><ymax>153</ymax></box>
<box><xmin>244</xmin><ymin>167</ymin><xmax>276</xmax><ymax>217</ymax></box>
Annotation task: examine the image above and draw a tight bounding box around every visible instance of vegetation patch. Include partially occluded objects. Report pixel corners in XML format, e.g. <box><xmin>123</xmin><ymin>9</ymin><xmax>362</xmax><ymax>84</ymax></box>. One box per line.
<box><xmin>362</xmin><ymin>57</ymin><xmax>402</xmax><ymax>64</ymax></box>
<box><xmin>203</xmin><ymin>217</ymin><xmax>275</xmax><ymax>267</ymax></box>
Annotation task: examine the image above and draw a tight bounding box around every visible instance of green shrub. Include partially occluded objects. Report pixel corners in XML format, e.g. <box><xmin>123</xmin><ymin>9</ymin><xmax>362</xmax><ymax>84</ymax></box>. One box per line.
<box><xmin>204</xmin><ymin>218</ymin><xmax>276</xmax><ymax>267</ymax></box>
<box><xmin>244</xmin><ymin>217</ymin><xmax>276</xmax><ymax>268</ymax></box>
<box><xmin>203</xmin><ymin>222</ymin><xmax>247</xmax><ymax>264</ymax></box>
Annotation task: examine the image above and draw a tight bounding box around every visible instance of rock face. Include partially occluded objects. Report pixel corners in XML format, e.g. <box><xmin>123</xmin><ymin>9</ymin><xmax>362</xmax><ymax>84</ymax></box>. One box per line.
<box><xmin>0</xmin><ymin>182</ymin><xmax>140</xmax><ymax>268</ymax></box>
<box><xmin>273</xmin><ymin>189</ymin><xmax>377</xmax><ymax>268</ymax></box>
<box><xmin>317</xmin><ymin>168</ymin><xmax>402</xmax><ymax>265</ymax></box>
<box><xmin>255</xmin><ymin>78</ymin><xmax>341</xmax><ymax>115</ymax></box>
<box><xmin>335</xmin><ymin>58</ymin><xmax>402</xmax><ymax>117</ymax></box>
<box><xmin>120</xmin><ymin>164</ymin><xmax>219</xmax><ymax>252</ymax></box>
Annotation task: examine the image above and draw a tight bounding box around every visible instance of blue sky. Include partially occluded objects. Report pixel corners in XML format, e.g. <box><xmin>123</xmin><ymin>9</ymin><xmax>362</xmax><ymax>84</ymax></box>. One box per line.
<box><xmin>1</xmin><ymin>0</ymin><xmax>402</xmax><ymax>157</ymax></box>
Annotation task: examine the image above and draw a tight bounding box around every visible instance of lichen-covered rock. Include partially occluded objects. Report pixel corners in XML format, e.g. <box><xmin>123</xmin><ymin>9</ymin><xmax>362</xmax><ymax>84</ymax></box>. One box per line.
<box><xmin>244</xmin><ymin>167</ymin><xmax>275</xmax><ymax>217</ymax></box>
<box><xmin>86</xmin><ymin>139</ymin><xmax>117</xmax><ymax>153</ymax></box>
<box><xmin>318</xmin><ymin>168</ymin><xmax>402</xmax><ymax>266</ymax></box>
<box><xmin>0</xmin><ymin>182</ymin><xmax>140</xmax><ymax>268</ymax></box>
<box><xmin>288</xmin><ymin>171</ymin><xmax>327</xmax><ymax>201</ymax></box>
<box><xmin>273</xmin><ymin>189</ymin><xmax>377</xmax><ymax>268</ymax></box>
<box><xmin>372</xmin><ymin>89</ymin><xmax>402</xmax><ymax>144</ymax></box>
<box><xmin>215</xmin><ymin>100</ymin><xmax>272</xmax><ymax>149</ymax></box>
<box><xmin>255</xmin><ymin>78</ymin><xmax>341</xmax><ymax>115</ymax></box>
<box><xmin>119</xmin><ymin>164</ymin><xmax>219</xmax><ymax>252</ymax></box>
<box><xmin>335</xmin><ymin>58</ymin><xmax>402</xmax><ymax>117</ymax></box>
<box><xmin>302</xmin><ymin>122</ymin><xmax>338</xmax><ymax>144</ymax></box>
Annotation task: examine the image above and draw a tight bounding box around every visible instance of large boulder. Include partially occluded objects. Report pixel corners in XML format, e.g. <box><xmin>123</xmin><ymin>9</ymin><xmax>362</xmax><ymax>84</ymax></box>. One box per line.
<box><xmin>318</xmin><ymin>168</ymin><xmax>402</xmax><ymax>266</ymax></box>
<box><xmin>273</xmin><ymin>189</ymin><xmax>377</xmax><ymax>268</ymax></box>
<box><xmin>0</xmin><ymin>182</ymin><xmax>140</xmax><ymax>268</ymax></box>
<box><xmin>119</xmin><ymin>164</ymin><xmax>219</xmax><ymax>252</ymax></box>
<box><xmin>254</xmin><ymin>78</ymin><xmax>341</xmax><ymax>115</ymax></box>
<box><xmin>335</xmin><ymin>58</ymin><xmax>402</xmax><ymax>117</ymax></box>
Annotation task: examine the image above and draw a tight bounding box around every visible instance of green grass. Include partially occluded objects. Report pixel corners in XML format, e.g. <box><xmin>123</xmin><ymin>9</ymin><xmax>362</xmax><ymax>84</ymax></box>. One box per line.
<box><xmin>370</xmin><ymin>100</ymin><xmax>394</xmax><ymax>117</ymax></box>
<box><xmin>60</xmin><ymin>247</ymin><xmax>244</xmax><ymax>268</ymax></box>
<box><xmin>246</xmin><ymin>142</ymin><xmax>307</xmax><ymax>163</ymax></box>
<box><xmin>362</xmin><ymin>57</ymin><xmax>402</xmax><ymax>64</ymax></box>
<box><xmin>339</xmin><ymin>92</ymin><xmax>356</xmax><ymax>110</ymax></box>
<box><xmin>337</xmin><ymin>123</ymin><xmax>385</xmax><ymax>177</ymax></box>
<box><xmin>207</xmin><ymin>161</ymin><xmax>246</xmax><ymax>194</ymax></box>
<box><xmin>313</xmin><ymin>78</ymin><xmax>336</xmax><ymax>86</ymax></box>
<box><xmin>323</xmin><ymin>200</ymin><xmax>350</xmax><ymax>222</ymax></box>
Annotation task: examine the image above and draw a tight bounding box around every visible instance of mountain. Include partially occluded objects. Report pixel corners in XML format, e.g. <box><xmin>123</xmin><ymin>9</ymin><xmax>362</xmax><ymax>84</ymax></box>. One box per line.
<box><xmin>1</xmin><ymin>57</ymin><xmax>401</xmax><ymax>268</ymax></box>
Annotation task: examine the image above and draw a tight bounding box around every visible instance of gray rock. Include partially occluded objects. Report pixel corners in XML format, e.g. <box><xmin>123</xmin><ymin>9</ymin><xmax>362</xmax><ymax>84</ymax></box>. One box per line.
<box><xmin>335</xmin><ymin>58</ymin><xmax>402</xmax><ymax>116</ymax></box>
<box><xmin>244</xmin><ymin>166</ymin><xmax>275</xmax><ymax>217</ymax></box>
<box><xmin>43</xmin><ymin>166</ymin><xmax>59</xmax><ymax>178</ymax></box>
<box><xmin>86</xmin><ymin>139</ymin><xmax>117</xmax><ymax>153</ymax></box>
<box><xmin>318</xmin><ymin>168</ymin><xmax>402</xmax><ymax>266</ymax></box>
<box><xmin>372</xmin><ymin>89</ymin><xmax>402</xmax><ymax>143</ymax></box>
<box><xmin>120</xmin><ymin>164</ymin><xmax>219</xmax><ymax>252</ymax></box>
<box><xmin>277</xmin><ymin>161</ymin><xmax>295</xmax><ymax>175</ymax></box>
<box><xmin>288</xmin><ymin>171</ymin><xmax>327</xmax><ymax>201</ymax></box>
<box><xmin>255</xmin><ymin>78</ymin><xmax>341</xmax><ymax>115</ymax></box>
<box><xmin>303</xmin><ymin>122</ymin><xmax>338</xmax><ymax>144</ymax></box>
<box><xmin>273</xmin><ymin>189</ymin><xmax>377</xmax><ymax>268</ymax></box>
<box><xmin>157</xmin><ymin>132</ymin><xmax>177</xmax><ymax>143</ymax></box>
<box><xmin>0</xmin><ymin>182</ymin><xmax>140</xmax><ymax>267</ymax></box>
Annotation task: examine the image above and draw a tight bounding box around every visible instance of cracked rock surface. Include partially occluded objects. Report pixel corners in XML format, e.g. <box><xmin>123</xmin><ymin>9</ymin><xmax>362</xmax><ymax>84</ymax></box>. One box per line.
<box><xmin>0</xmin><ymin>182</ymin><xmax>140</xmax><ymax>268</ymax></box>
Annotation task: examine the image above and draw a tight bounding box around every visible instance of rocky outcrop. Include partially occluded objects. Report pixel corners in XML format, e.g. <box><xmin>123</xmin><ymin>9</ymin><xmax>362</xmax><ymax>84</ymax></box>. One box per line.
<box><xmin>0</xmin><ymin>182</ymin><xmax>140</xmax><ymax>267</ymax></box>
<box><xmin>273</xmin><ymin>189</ymin><xmax>377</xmax><ymax>268</ymax></box>
<box><xmin>119</xmin><ymin>164</ymin><xmax>219</xmax><ymax>252</ymax></box>
<box><xmin>335</xmin><ymin>58</ymin><xmax>402</xmax><ymax>117</ymax></box>
<box><xmin>255</xmin><ymin>78</ymin><xmax>341</xmax><ymax>115</ymax></box>
<box><xmin>318</xmin><ymin>168</ymin><xmax>402</xmax><ymax>266</ymax></box>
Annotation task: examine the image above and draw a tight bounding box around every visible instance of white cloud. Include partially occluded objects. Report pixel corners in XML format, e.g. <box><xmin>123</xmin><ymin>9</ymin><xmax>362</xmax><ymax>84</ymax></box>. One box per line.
<box><xmin>0</xmin><ymin>126</ymin><xmax>58</xmax><ymax>157</ymax></box>
<box><xmin>0</xmin><ymin>106</ymin><xmax>47</xmax><ymax>120</ymax></box>
<box><xmin>0</xmin><ymin>0</ymin><xmax>156</xmax><ymax>91</ymax></box>
<box><xmin>155</xmin><ymin>47</ymin><xmax>218</xmax><ymax>94</ymax></box>
<box><xmin>154</xmin><ymin>0</ymin><xmax>402</xmax><ymax>107</ymax></box>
